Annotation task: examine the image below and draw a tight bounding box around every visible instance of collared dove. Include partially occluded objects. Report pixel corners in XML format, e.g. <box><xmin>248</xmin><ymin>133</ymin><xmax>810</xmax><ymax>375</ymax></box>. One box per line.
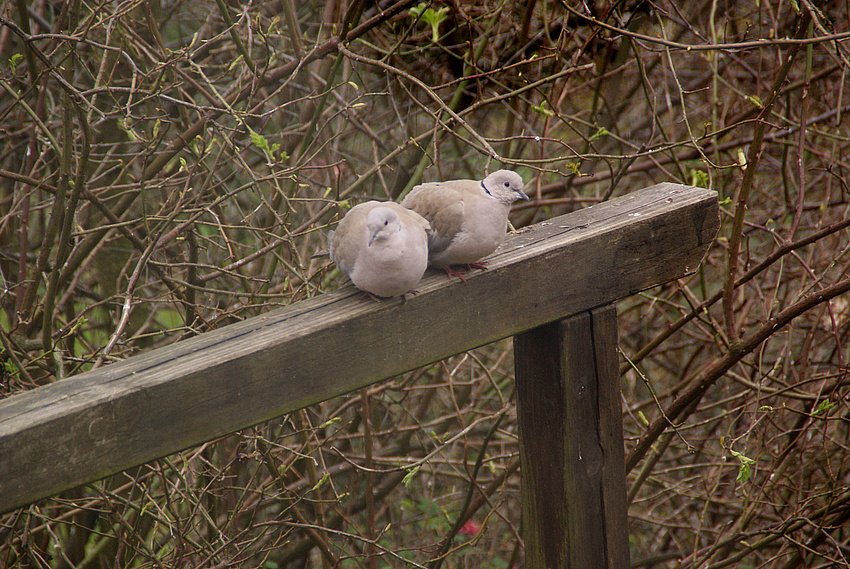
<box><xmin>401</xmin><ymin>170</ymin><xmax>529</xmax><ymax>276</ymax></box>
<box><xmin>329</xmin><ymin>201</ymin><xmax>431</xmax><ymax>298</ymax></box>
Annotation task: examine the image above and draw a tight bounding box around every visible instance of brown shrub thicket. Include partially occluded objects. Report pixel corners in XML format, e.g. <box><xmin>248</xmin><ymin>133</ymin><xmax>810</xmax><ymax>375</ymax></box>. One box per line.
<box><xmin>1</xmin><ymin>1</ymin><xmax>848</xmax><ymax>567</ymax></box>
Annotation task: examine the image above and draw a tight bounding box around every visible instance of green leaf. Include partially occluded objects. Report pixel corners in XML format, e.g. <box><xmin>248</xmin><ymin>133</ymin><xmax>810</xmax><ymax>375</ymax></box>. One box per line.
<box><xmin>588</xmin><ymin>127</ymin><xmax>609</xmax><ymax>142</ymax></box>
<box><xmin>9</xmin><ymin>53</ymin><xmax>23</xmax><ymax>73</ymax></box>
<box><xmin>228</xmin><ymin>54</ymin><xmax>244</xmax><ymax>72</ymax></box>
<box><xmin>267</xmin><ymin>16</ymin><xmax>280</xmax><ymax>35</ymax></box>
<box><xmin>409</xmin><ymin>3</ymin><xmax>427</xmax><ymax>17</ymax></box>
<box><xmin>690</xmin><ymin>169</ymin><xmax>709</xmax><ymax>188</ymax></box>
<box><xmin>119</xmin><ymin>118</ymin><xmax>139</xmax><ymax>142</ymax></box>
<box><xmin>813</xmin><ymin>399</ymin><xmax>834</xmax><ymax>417</ymax></box>
<box><xmin>402</xmin><ymin>466</ymin><xmax>419</xmax><ymax>487</ymax></box>
<box><xmin>67</xmin><ymin>316</ymin><xmax>89</xmax><ymax>336</ymax></box>
<box><xmin>567</xmin><ymin>162</ymin><xmax>581</xmax><ymax>176</ymax></box>
<box><xmin>729</xmin><ymin>449</ymin><xmax>755</xmax><ymax>483</ymax></box>
<box><xmin>310</xmin><ymin>472</ymin><xmax>330</xmax><ymax>491</ymax></box>
<box><xmin>430</xmin><ymin>430</ymin><xmax>446</xmax><ymax>443</ymax></box>
<box><xmin>250</xmin><ymin>130</ymin><xmax>271</xmax><ymax>153</ymax></box>
<box><xmin>319</xmin><ymin>417</ymin><xmax>342</xmax><ymax>429</ymax></box>
<box><xmin>531</xmin><ymin>100</ymin><xmax>555</xmax><ymax>117</ymax></box>
<box><xmin>3</xmin><ymin>360</ymin><xmax>19</xmax><ymax>378</ymax></box>
<box><xmin>736</xmin><ymin>462</ymin><xmax>752</xmax><ymax>483</ymax></box>
<box><xmin>410</xmin><ymin>2</ymin><xmax>450</xmax><ymax>43</ymax></box>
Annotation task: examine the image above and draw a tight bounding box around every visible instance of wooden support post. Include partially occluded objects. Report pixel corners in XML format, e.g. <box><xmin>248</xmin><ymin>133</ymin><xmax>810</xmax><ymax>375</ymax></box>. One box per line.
<box><xmin>515</xmin><ymin>305</ymin><xmax>629</xmax><ymax>568</ymax></box>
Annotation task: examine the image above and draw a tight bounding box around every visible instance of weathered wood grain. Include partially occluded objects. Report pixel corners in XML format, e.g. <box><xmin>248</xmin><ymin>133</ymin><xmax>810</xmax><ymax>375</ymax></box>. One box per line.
<box><xmin>593</xmin><ymin>307</ymin><xmax>631</xmax><ymax>567</ymax></box>
<box><xmin>515</xmin><ymin>307</ymin><xmax>629</xmax><ymax>569</ymax></box>
<box><xmin>0</xmin><ymin>183</ymin><xmax>717</xmax><ymax>513</ymax></box>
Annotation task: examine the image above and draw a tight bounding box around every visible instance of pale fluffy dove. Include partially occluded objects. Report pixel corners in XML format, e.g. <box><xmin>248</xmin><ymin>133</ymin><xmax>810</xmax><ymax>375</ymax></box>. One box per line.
<box><xmin>401</xmin><ymin>170</ymin><xmax>529</xmax><ymax>276</ymax></box>
<box><xmin>329</xmin><ymin>201</ymin><xmax>431</xmax><ymax>298</ymax></box>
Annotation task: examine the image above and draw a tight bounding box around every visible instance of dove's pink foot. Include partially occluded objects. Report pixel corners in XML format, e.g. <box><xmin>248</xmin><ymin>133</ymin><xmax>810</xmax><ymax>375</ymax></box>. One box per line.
<box><xmin>442</xmin><ymin>262</ymin><xmax>488</xmax><ymax>281</ymax></box>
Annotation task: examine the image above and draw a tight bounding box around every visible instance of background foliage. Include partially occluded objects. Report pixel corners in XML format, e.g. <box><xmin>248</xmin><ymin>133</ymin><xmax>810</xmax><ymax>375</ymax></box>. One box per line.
<box><xmin>1</xmin><ymin>0</ymin><xmax>849</xmax><ymax>567</ymax></box>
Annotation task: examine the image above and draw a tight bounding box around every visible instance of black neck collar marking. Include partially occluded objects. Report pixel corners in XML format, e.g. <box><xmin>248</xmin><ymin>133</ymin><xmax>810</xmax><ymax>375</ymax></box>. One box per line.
<box><xmin>481</xmin><ymin>180</ymin><xmax>492</xmax><ymax>196</ymax></box>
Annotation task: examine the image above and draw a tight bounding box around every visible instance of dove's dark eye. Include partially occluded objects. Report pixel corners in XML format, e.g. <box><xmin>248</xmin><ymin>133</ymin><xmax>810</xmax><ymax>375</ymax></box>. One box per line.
<box><xmin>504</xmin><ymin>182</ymin><xmax>510</xmax><ymax>187</ymax></box>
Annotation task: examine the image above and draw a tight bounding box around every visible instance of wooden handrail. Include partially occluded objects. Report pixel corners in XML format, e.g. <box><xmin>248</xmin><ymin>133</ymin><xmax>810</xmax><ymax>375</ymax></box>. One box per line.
<box><xmin>0</xmin><ymin>182</ymin><xmax>718</xmax><ymax>519</ymax></box>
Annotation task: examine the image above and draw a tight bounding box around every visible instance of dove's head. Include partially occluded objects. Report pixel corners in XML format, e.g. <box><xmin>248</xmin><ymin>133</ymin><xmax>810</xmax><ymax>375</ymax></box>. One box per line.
<box><xmin>482</xmin><ymin>170</ymin><xmax>529</xmax><ymax>204</ymax></box>
<box><xmin>366</xmin><ymin>207</ymin><xmax>400</xmax><ymax>246</ymax></box>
